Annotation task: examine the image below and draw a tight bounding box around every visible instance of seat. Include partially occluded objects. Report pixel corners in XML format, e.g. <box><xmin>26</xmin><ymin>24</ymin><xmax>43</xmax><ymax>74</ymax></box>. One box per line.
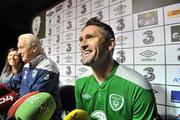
<box><xmin>59</xmin><ymin>85</ymin><xmax>76</xmax><ymax>114</ymax></box>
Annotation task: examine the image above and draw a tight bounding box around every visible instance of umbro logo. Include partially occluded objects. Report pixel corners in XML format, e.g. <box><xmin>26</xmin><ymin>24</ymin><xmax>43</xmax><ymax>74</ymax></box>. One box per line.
<box><xmin>82</xmin><ymin>93</ymin><xmax>91</xmax><ymax>100</ymax></box>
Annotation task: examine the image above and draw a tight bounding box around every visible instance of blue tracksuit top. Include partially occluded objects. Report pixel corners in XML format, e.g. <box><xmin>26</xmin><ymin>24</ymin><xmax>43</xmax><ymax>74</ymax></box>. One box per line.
<box><xmin>5</xmin><ymin>53</ymin><xmax>62</xmax><ymax>120</ymax></box>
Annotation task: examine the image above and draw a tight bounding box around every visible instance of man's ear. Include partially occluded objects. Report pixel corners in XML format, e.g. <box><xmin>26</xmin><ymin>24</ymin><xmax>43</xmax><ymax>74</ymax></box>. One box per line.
<box><xmin>108</xmin><ymin>38</ymin><xmax>116</xmax><ymax>51</ymax></box>
<box><xmin>32</xmin><ymin>45</ymin><xmax>37</xmax><ymax>52</ymax></box>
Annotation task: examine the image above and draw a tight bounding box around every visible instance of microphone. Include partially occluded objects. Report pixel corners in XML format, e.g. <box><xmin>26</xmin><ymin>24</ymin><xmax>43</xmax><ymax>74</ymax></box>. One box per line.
<box><xmin>0</xmin><ymin>91</ymin><xmax>18</xmax><ymax>114</ymax></box>
<box><xmin>0</xmin><ymin>83</ymin><xmax>18</xmax><ymax>114</ymax></box>
<box><xmin>14</xmin><ymin>92</ymin><xmax>56</xmax><ymax>120</ymax></box>
<box><xmin>7</xmin><ymin>91</ymin><xmax>39</xmax><ymax>118</ymax></box>
<box><xmin>64</xmin><ymin>109</ymin><xmax>90</xmax><ymax>120</ymax></box>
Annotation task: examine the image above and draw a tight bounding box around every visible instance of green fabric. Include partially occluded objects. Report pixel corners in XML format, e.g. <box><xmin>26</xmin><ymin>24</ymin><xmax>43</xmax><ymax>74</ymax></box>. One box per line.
<box><xmin>15</xmin><ymin>92</ymin><xmax>56</xmax><ymax>120</ymax></box>
<box><xmin>75</xmin><ymin>63</ymin><xmax>158</xmax><ymax>120</ymax></box>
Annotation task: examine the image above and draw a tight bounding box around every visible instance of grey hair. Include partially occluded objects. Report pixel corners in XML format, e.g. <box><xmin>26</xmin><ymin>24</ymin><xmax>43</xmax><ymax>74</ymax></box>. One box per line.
<box><xmin>18</xmin><ymin>33</ymin><xmax>43</xmax><ymax>53</ymax></box>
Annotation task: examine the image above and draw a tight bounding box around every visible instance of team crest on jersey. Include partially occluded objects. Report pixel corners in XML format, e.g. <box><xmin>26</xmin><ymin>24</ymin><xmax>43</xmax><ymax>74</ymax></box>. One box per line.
<box><xmin>32</xmin><ymin>69</ymin><xmax>38</xmax><ymax>79</ymax></box>
<box><xmin>109</xmin><ymin>94</ymin><xmax>124</xmax><ymax>111</ymax></box>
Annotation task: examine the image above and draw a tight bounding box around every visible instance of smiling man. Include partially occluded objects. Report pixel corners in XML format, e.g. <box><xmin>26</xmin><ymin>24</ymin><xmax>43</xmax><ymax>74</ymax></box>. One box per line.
<box><xmin>75</xmin><ymin>17</ymin><xmax>159</xmax><ymax>120</ymax></box>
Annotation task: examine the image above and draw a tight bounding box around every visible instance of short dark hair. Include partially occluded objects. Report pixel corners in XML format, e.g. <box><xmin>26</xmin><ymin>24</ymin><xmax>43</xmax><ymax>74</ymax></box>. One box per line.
<box><xmin>82</xmin><ymin>17</ymin><xmax>115</xmax><ymax>41</ymax></box>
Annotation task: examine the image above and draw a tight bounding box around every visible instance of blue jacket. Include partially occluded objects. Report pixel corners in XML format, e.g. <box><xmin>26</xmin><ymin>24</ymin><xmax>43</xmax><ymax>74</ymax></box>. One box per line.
<box><xmin>6</xmin><ymin>53</ymin><xmax>62</xmax><ymax>120</ymax></box>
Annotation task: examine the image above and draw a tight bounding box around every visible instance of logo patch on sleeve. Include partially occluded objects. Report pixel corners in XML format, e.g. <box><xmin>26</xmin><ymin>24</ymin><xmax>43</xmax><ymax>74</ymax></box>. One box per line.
<box><xmin>32</xmin><ymin>69</ymin><xmax>38</xmax><ymax>79</ymax></box>
<box><xmin>44</xmin><ymin>74</ymin><xmax>50</xmax><ymax>80</ymax></box>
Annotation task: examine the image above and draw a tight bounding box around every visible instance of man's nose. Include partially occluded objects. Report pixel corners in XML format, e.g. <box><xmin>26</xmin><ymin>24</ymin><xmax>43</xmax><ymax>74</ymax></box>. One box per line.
<box><xmin>81</xmin><ymin>44</ymin><xmax>88</xmax><ymax>50</ymax></box>
<box><xmin>80</xmin><ymin>41</ymin><xmax>88</xmax><ymax>50</ymax></box>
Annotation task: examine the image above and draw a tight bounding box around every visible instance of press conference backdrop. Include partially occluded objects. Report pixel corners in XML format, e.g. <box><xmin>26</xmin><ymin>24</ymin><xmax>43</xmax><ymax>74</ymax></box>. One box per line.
<box><xmin>31</xmin><ymin>0</ymin><xmax>180</xmax><ymax>119</ymax></box>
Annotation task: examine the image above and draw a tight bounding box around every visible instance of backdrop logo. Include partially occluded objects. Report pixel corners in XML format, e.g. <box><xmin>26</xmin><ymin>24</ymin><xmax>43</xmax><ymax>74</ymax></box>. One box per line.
<box><xmin>94</xmin><ymin>0</ymin><xmax>104</xmax><ymax>8</ymax></box>
<box><xmin>65</xmin><ymin>32</ymin><xmax>73</xmax><ymax>40</ymax></box>
<box><xmin>138</xmin><ymin>10</ymin><xmax>158</xmax><ymax>28</ymax></box>
<box><xmin>47</xmin><ymin>47</ymin><xmax>51</xmax><ymax>55</ymax></box>
<box><xmin>66</xmin><ymin>43</ymin><xmax>72</xmax><ymax>52</ymax></box>
<box><xmin>55</xmin><ymin>25</ymin><xmax>61</xmax><ymax>33</ymax></box>
<box><xmin>116</xmin><ymin>50</ymin><xmax>126</xmax><ymax>63</ymax></box>
<box><xmin>67</xmin><ymin>21</ymin><xmax>72</xmax><ymax>30</ymax></box>
<box><xmin>65</xmin><ymin>78</ymin><xmax>73</xmax><ymax>84</ymax></box>
<box><xmin>56</xmin><ymin>35</ymin><xmax>60</xmax><ymax>43</ymax></box>
<box><xmin>65</xmin><ymin>55</ymin><xmax>73</xmax><ymax>63</ymax></box>
<box><xmin>32</xmin><ymin>16</ymin><xmax>41</xmax><ymax>36</ymax></box>
<box><xmin>112</xmin><ymin>0</ymin><xmax>126</xmax><ymax>2</ymax></box>
<box><xmin>116</xmin><ymin>35</ymin><xmax>127</xmax><ymax>46</ymax></box>
<box><xmin>48</xmin><ymin>19</ymin><xmax>52</xmax><ymax>25</ymax></box>
<box><xmin>113</xmin><ymin>5</ymin><xmax>126</xmax><ymax>14</ymax></box>
<box><xmin>48</xmin><ymin>28</ymin><xmax>52</xmax><ymax>36</ymax></box>
<box><xmin>46</xmin><ymin>10</ymin><xmax>54</xmax><ymax>17</ymax></box>
<box><xmin>66</xmin><ymin>66</ymin><xmax>72</xmax><ymax>75</ymax></box>
<box><xmin>173</xmin><ymin>68</ymin><xmax>180</xmax><ymax>83</ymax></box>
<box><xmin>143</xmin><ymin>30</ymin><xmax>154</xmax><ymax>44</ymax></box>
<box><xmin>47</xmin><ymin>38</ymin><xmax>52</xmax><ymax>44</ymax></box>
<box><xmin>173</xmin><ymin>77</ymin><xmax>180</xmax><ymax>83</ymax></box>
<box><xmin>140</xmin><ymin>50</ymin><xmax>157</xmax><ymax>61</ymax></box>
<box><xmin>178</xmin><ymin>47</ymin><xmax>180</xmax><ymax>61</ymax></box>
<box><xmin>67</xmin><ymin>0</ymin><xmax>72</xmax><ymax>8</ymax></box>
<box><xmin>55</xmin><ymin>4</ymin><xmax>62</xmax><ymax>12</ymax></box>
<box><xmin>143</xmin><ymin>67</ymin><xmax>155</xmax><ymax>81</ymax></box>
<box><xmin>65</xmin><ymin>10</ymin><xmax>73</xmax><ymax>18</ymax></box>
<box><xmin>171</xmin><ymin>90</ymin><xmax>180</xmax><ymax>103</ymax></box>
<box><xmin>56</xmin><ymin>56</ymin><xmax>60</xmax><ymax>64</ymax></box>
<box><xmin>171</xmin><ymin>25</ymin><xmax>180</xmax><ymax>42</ymax></box>
<box><xmin>153</xmin><ymin>89</ymin><xmax>158</xmax><ymax>94</ymax></box>
<box><xmin>79</xmin><ymin>17</ymin><xmax>88</xmax><ymax>26</ymax></box>
<box><xmin>55</xmin><ymin>45</ymin><xmax>61</xmax><ymax>53</ymax></box>
<box><xmin>40</xmin><ymin>39</ymin><xmax>43</xmax><ymax>46</ymax></box>
<box><xmin>116</xmin><ymin>18</ymin><xmax>125</xmax><ymax>31</ymax></box>
<box><xmin>96</xmin><ymin>11</ymin><xmax>103</xmax><ymax>21</ymax></box>
<box><xmin>56</xmin><ymin>15</ymin><xmax>61</xmax><ymax>23</ymax></box>
<box><xmin>116</xmin><ymin>35</ymin><xmax>127</xmax><ymax>43</ymax></box>
<box><xmin>167</xmin><ymin>9</ymin><xmax>180</xmax><ymax>17</ymax></box>
<box><xmin>81</xmin><ymin>4</ymin><xmax>87</xmax><ymax>14</ymax></box>
<box><xmin>78</xmin><ymin>67</ymin><xmax>88</xmax><ymax>75</ymax></box>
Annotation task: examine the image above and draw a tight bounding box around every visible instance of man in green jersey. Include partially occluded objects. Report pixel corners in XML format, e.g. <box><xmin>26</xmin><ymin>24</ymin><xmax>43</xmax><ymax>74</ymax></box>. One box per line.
<box><xmin>75</xmin><ymin>17</ymin><xmax>159</xmax><ymax>120</ymax></box>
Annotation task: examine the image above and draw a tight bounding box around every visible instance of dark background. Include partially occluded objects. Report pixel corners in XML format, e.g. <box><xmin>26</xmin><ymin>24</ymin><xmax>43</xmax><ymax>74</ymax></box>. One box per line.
<box><xmin>0</xmin><ymin>0</ymin><xmax>62</xmax><ymax>72</ymax></box>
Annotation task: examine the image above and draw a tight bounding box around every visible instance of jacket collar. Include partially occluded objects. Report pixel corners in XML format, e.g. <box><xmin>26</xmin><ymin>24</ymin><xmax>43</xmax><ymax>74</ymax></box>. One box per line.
<box><xmin>29</xmin><ymin>53</ymin><xmax>47</xmax><ymax>68</ymax></box>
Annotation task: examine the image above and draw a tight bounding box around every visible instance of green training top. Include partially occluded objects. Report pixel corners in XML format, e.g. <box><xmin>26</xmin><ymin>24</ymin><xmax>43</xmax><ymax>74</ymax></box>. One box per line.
<box><xmin>75</xmin><ymin>61</ymin><xmax>158</xmax><ymax>120</ymax></box>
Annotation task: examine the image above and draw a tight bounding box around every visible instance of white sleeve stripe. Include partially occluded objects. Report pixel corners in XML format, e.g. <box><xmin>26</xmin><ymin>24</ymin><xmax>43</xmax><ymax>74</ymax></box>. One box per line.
<box><xmin>115</xmin><ymin>65</ymin><xmax>152</xmax><ymax>90</ymax></box>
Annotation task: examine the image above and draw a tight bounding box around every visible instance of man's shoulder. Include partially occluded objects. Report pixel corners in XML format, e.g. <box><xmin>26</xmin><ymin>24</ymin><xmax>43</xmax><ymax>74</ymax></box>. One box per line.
<box><xmin>77</xmin><ymin>70</ymin><xmax>92</xmax><ymax>80</ymax></box>
<box><xmin>36</xmin><ymin>58</ymin><xmax>59</xmax><ymax>73</ymax></box>
<box><xmin>115</xmin><ymin>64</ymin><xmax>152</xmax><ymax>90</ymax></box>
<box><xmin>76</xmin><ymin>71</ymin><xmax>92</xmax><ymax>85</ymax></box>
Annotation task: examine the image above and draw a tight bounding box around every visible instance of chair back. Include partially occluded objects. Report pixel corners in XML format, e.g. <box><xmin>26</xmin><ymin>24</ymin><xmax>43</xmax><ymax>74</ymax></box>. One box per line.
<box><xmin>59</xmin><ymin>85</ymin><xmax>76</xmax><ymax>112</ymax></box>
